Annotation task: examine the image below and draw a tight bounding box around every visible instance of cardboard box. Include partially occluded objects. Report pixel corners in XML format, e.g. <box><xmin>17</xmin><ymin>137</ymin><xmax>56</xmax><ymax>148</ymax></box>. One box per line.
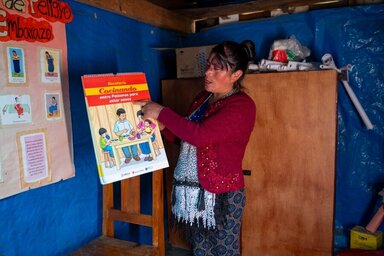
<box><xmin>350</xmin><ymin>225</ymin><xmax>383</xmax><ymax>250</ymax></box>
<box><xmin>176</xmin><ymin>45</ymin><xmax>214</xmax><ymax>78</ymax></box>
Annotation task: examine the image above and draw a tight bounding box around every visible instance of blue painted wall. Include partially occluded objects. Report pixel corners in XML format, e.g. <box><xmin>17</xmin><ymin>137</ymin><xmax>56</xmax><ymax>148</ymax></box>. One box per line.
<box><xmin>0</xmin><ymin>1</ymin><xmax>382</xmax><ymax>255</ymax></box>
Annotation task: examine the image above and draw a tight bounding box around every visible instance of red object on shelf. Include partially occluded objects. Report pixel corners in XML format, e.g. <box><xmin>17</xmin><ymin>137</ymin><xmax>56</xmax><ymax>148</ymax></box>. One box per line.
<box><xmin>271</xmin><ymin>49</ymin><xmax>288</xmax><ymax>62</ymax></box>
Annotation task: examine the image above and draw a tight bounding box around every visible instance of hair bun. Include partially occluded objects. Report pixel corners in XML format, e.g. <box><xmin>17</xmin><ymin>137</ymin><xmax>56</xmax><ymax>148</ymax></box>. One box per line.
<box><xmin>241</xmin><ymin>40</ymin><xmax>256</xmax><ymax>63</ymax></box>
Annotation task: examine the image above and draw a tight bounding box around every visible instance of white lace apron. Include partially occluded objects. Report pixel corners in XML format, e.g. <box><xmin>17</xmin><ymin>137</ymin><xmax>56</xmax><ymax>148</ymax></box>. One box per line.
<box><xmin>171</xmin><ymin>93</ymin><xmax>217</xmax><ymax>229</ymax></box>
<box><xmin>171</xmin><ymin>140</ymin><xmax>217</xmax><ymax>229</ymax></box>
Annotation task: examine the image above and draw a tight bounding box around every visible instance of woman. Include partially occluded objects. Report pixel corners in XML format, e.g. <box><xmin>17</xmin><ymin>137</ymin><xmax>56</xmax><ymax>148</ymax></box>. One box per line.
<box><xmin>48</xmin><ymin>96</ymin><xmax>58</xmax><ymax>116</ymax></box>
<box><xmin>140</xmin><ymin>41</ymin><xmax>256</xmax><ymax>255</ymax></box>
<box><xmin>14</xmin><ymin>96</ymin><xmax>24</xmax><ymax>118</ymax></box>
<box><xmin>45</xmin><ymin>51</ymin><xmax>54</xmax><ymax>72</ymax></box>
<box><xmin>12</xmin><ymin>50</ymin><xmax>21</xmax><ymax>74</ymax></box>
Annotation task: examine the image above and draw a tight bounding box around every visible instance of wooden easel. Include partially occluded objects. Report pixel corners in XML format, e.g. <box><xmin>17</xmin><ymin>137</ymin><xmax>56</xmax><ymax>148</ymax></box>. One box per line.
<box><xmin>72</xmin><ymin>170</ymin><xmax>165</xmax><ymax>256</ymax></box>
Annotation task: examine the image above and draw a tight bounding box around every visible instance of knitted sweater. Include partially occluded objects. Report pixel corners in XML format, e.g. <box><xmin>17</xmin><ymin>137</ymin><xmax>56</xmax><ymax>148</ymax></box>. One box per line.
<box><xmin>159</xmin><ymin>90</ymin><xmax>256</xmax><ymax>194</ymax></box>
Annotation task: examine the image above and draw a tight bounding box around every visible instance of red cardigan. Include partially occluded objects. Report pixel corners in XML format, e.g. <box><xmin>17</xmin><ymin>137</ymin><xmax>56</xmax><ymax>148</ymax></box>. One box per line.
<box><xmin>159</xmin><ymin>90</ymin><xmax>256</xmax><ymax>194</ymax></box>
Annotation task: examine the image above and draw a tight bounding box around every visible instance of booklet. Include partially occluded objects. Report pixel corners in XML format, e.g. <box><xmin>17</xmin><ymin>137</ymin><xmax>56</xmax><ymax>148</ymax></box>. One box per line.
<box><xmin>81</xmin><ymin>72</ymin><xmax>169</xmax><ymax>184</ymax></box>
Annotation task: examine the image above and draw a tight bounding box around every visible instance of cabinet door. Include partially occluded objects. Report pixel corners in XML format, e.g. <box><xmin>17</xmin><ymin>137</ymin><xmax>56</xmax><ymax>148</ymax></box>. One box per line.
<box><xmin>242</xmin><ymin>70</ymin><xmax>338</xmax><ymax>256</ymax></box>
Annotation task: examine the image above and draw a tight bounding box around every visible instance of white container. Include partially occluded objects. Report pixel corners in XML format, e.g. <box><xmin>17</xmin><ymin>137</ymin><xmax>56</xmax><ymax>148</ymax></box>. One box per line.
<box><xmin>176</xmin><ymin>45</ymin><xmax>214</xmax><ymax>78</ymax></box>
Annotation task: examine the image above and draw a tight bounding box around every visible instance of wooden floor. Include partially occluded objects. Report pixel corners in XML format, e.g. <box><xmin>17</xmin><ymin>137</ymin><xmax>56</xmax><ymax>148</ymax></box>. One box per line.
<box><xmin>71</xmin><ymin>236</ymin><xmax>192</xmax><ymax>256</ymax></box>
<box><xmin>70</xmin><ymin>236</ymin><xmax>158</xmax><ymax>256</ymax></box>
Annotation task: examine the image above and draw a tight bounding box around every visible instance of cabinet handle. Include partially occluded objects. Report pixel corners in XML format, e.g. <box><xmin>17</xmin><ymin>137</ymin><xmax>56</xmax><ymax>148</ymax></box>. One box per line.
<box><xmin>243</xmin><ymin>170</ymin><xmax>251</xmax><ymax>176</ymax></box>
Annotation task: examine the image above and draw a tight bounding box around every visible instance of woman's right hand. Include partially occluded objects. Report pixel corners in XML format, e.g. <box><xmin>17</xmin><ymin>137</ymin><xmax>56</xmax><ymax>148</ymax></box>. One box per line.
<box><xmin>135</xmin><ymin>101</ymin><xmax>164</xmax><ymax>120</ymax></box>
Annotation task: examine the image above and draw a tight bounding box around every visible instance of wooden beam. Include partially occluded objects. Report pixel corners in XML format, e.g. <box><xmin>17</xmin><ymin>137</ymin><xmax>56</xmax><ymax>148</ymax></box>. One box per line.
<box><xmin>108</xmin><ymin>209</ymin><xmax>153</xmax><ymax>227</ymax></box>
<box><xmin>174</xmin><ymin>0</ymin><xmax>349</xmax><ymax>20</ymax></box>
<box><xmin>121</xmin><ymin>176</ymin><xmax>140</xmax><ymax>214</ymax></box>
<box><xmin>75</xmin><ymin>0</ymin><xmax>195</xmax><ymax>33</ymax></box>
<box><xmin>102</xmin><ymin>183</ymin><xmax>114</xmax><ymax>237</ymax></box>
<box><xmin>152</xmin><ymin>170</ymin><xmax>165</xmax><ymax>255</ymax></box>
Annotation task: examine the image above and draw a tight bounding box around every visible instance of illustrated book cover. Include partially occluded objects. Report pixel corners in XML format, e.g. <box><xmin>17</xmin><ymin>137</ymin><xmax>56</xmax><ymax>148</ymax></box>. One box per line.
<box><xmin>81</xmin><ymin>72</ymin><xmax>169</xmax><ymax>184</ymax></box>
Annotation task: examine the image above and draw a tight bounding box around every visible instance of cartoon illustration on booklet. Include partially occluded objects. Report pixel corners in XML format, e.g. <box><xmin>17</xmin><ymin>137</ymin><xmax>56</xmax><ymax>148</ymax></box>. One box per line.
<box><xmin>81</xmin><ymin>72</ymin><xmax>169</xmax><ymax>184</ymax></box>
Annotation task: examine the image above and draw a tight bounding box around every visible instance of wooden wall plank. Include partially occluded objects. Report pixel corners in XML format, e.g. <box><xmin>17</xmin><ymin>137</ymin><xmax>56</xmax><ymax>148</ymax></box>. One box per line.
<box><xmin>75</xmin><ymin>0</ymin><xmax>195</xmax><ymax>33</ymax></box>
<box><xmin>241</xmin><ymin>70</ymin><xmax>338</xmax><ymax>255</ymax></box>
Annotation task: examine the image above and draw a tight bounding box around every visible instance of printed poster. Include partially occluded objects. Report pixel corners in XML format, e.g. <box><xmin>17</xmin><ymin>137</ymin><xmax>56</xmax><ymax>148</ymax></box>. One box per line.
<box><xmin>0</xmin><ymin>0</ymin><xmax>75</xmax><ymax>199</ymax></box>
<box><xmin>44</xmin><ymin>92</ymin><xmax>62</xmax><ymax>120</ymax></box>
<box><xmin>81</xmin><ymin>72</ymin><xmax>169</xmax><ymax>184</ymax></box>
<box><xmin>17</xmin><ymin>129</ymin><xmax>51</xmax><ymax>189</ymax></box>
<box><xmin>40</xmin><ymin>48</ymin><xmax>61</xmax><ymax>84</ymax></box>
<box><xmin>0</xmin><ymin>94</ymin><xmax>32</xmax><ymax>125</ymax></box>
<box><xmin>6</xmin><ymin>46</ymin><xmax>27</xmax><ymax>84</ymax></box>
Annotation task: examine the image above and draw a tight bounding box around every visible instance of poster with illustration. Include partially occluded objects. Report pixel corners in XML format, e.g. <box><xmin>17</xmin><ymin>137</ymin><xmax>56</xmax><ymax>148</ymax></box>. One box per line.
<box><xmin>17</xmin><ymin>129</ymin><xmax>52</xmax><ymax>189</ymax></box>
<box><xmin>0</xmin><ymin>94</ymin><xmax>32</xmax><ymax>125</ymax></box>
<box><xmin>0</xmin><ymin>0</ymin><xmax>75</xmax><ymax>200</ymax></box>
<box><xmin>6</xmin><ymin>46</ymin><xmax>27</xmax><ymax>84</ymax></box>
<box><xmin>81</xmin><ymin>72</ymin><xmax>169</xmax><ymax>185</ymax></box>
<box><xmin>40</xmin><ymin>48</ymin><xmax>61</xmax><ymax>84</ymax></box>
<box><xmin>44</xmin><ymin>92</ymin><xmax>61</xmax><ymax>120</ymax></box>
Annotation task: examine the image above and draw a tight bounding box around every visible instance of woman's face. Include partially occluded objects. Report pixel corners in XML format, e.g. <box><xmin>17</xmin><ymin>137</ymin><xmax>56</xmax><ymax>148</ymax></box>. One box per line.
<box><xmin>204</xmin><ymin>53</ymin><xmax>236</xmax><ymax>95</ymax></box>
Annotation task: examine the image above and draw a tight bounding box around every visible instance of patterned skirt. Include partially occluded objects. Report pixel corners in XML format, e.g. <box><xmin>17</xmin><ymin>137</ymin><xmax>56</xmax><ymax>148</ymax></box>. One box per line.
<box><xmin>189</xmin><ymin>189</ymin><xmax>246</xmax><ymax>256</ymax></box>
<box><xmin>171</xmin><ymin>140</ymin><xmax>246</xmax><ymax>256</ymax></box>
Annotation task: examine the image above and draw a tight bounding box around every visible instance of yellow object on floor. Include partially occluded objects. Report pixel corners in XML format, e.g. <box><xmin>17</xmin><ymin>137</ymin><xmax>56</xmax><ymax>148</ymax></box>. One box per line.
<box><xmin>350</xmin><ymin>225</ymin><xmax>383</xmax><ymax>250</ymax></box>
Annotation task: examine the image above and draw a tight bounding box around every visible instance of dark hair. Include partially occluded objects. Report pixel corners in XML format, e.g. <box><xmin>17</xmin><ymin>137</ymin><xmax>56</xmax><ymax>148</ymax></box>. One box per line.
<box><xmin>99</xmin><ymin>127</ymin><xmax>107</xmax><ymax>135</ymax></box>
<box><xmin>137</xmin><ymin>110</ymin><xmax>144</xmax><ymax>117</ymax></box>
<box><xmin>210</xmin><ymin>40</ymin><xmax>252</xmax><ymax>89</ymax></box>
<box><xmin>116</xmin><ymin>108</ymin><xmax>126</xmax><ymax>116</ymax></box>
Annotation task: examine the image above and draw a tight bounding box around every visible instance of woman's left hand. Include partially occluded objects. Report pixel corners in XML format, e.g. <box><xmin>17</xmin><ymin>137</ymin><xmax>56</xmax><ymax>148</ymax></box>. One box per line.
<box><xmin>135</xmin><ymin>101</ymin><xmax>164</xmax><ymax>120</ymax></box>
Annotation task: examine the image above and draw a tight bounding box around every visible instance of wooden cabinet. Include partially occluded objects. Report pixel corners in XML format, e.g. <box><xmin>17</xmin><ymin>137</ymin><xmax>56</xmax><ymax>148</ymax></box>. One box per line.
<box><xmin>161</xmin><ymin>70</ymin><xmax>338</xmax><ymax>255</ymax></box>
